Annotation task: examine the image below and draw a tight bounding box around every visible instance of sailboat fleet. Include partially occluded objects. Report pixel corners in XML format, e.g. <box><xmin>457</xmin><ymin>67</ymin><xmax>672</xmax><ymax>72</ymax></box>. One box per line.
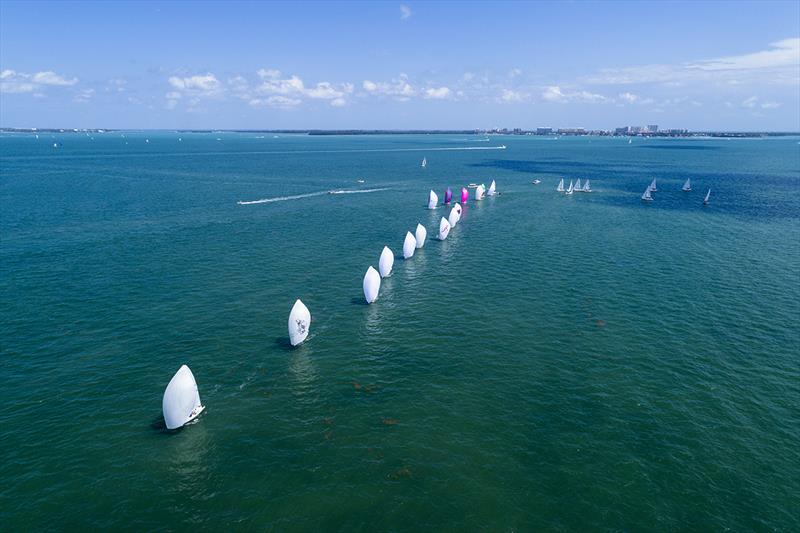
<box><xmin>641</xmin><ymin>177</ymin><xmax>711</xmax><ymax>206</ymax></box>
<box><xmin>556</xmin><ymin>177</ymin><xmax>591</xmax><ymax>194</ymax></box>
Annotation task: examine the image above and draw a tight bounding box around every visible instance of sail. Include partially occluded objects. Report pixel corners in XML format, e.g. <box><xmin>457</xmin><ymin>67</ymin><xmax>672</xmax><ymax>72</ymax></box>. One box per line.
<box><xmin>379</xmin><ymin>246</ymin><xmax>394</xmax><ymax>278</ymax></box>
<box><xmin>415</xmin><ymin>223</ymin><xmax>427</xmax><ymax>248</ymax></box>
<box><xmin>288</xmin><ymin>299</ymin><xmax>311</xmax><ymax>346</ymax></box>
<box><xmin>557</xmin><ymin>178</ymin><xmax>564</xmax><ymax>192</ymax></box>
<box><xmin>475</xmin><ymin>184</ymin><xmax>485</xmax><ymax>200</ymax></box>
<box><xmin>421</xmin><ymin>157</ymin><xmax>427</xmax><ymax>168</ymax></box>
<box><xmin>363</xmin><ymin>266</ymin><xmax>381</xmax><ymax>303</ymax></box>
<box><xmin>649</xmin><ymin>178</ymin><xmax>657</xmax><ymax>192</ymax></box>
<box><xmin>575</xmin><ymin>178</ymin><xmax>582</xmax><ymax>191</ymax></box>
<box><xmin>453</xmin><ymin>202</ymin><xmax>462</xmax><ymax>215</ymax></box>
<box><xmin>444</xmin><ymin>187</ymin><xmax>453</xmax><ymax>204</ymax></box>
<box><xmin>704</xmin><ymin>189</ymin><xmax>711</xmax><ymax>204</ymax></box>
<box><xmin>162</xmin><ymin>365</ymin><xmax>203</xmax><ymax>430</ymax></box>
<box><xmin>428</xmin><ymin>190</ymin><xmax>438</xmax><ymax>209</ymax></box>
<box><xmin>682</xmin><ymin>178</ymin><xmax>691</xmax><ymax>191</ymax></box>
<box><xmin>403</xmin><ymin>232</ymin><xmax>416</xmax><ymax>259</ymax></box>
<box><xmin>448</xmin><ymin>205</ymin><xmax>460</xmax><ymax>227</ymax></box>
<box><xmin>438</xmin><ymin>217</ymin><xmax>451</xmax><ymax>240</ymax></box>
<box><xmin>583</xmin><ymin>179</ymin><xmax>591</xmax><ymax>192</ymax></box>
<box><xmin>566</xmin><ymin>181</ymin><xmax>573</xmax><ymax>194</ymax></box>
<box><xmin>641</xmin><ymin>187</ymin><xmax>652</xmax><ymax>201</ymax></box>
<box><xmin>461</xmin><ymin>187</ymin><xmax>468</xmax><ymax>204</ymax></box>
<box><xmin>487</xmin><ymin>180</ymin><xmax>496</xmax><ymax>196</ymax></box>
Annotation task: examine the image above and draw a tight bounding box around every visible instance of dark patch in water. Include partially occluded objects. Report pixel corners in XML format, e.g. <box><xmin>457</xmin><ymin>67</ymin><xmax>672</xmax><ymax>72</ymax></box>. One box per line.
<box><xmin>388</xmin><ymin>466</ymin><xmax>412</xmax><ymax>479</ymax></box>
<box><xmin>350</xmin><ymin>297</ymin><xmax>369</xmax><ymax>306</ymax></box>
<box><xmin>638</xmin><ymin>145</ymin><xmax>719</xmax><ymax>151</ymax></box>
<box><xmin>382</xmin><ymin>418</ymin><xmax>398</xmax><ymax>425</ymax></box>
<box><xmin>273</xmin><ymin>336</ymin><xmax>294</xmax><ymax>350</ymax></box>
<box><xmin>596</xmin><ymin>319</ymin><xmax>607</xmax><ymax>327</ymax></box>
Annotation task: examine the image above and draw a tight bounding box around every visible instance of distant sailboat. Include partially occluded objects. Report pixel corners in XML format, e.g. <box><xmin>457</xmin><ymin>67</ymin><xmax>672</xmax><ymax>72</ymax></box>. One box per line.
<box><xmin>415</xmin><ymin>223</ymin><xmax>427</xmax><ymax>248</ymax></box>
<box><xmin>379</xmin><ymin>246</ymin><xmax>394</xmax><ymax>278</ymax></box>
<box><xmin>565</xmin><ymin>181</ymin><xmax>574</xmax><ymax>195</ymax></box>
<box><xmin>575</xmin><ymin>178</ymin><xmax>582</xmax><ymax>191</ymax></box>
<box><xmin>649</xmin><ymin>178</ymin><xmax>657</xmax><ymax>192</ymax></box>
<box><xmin>582</xmin><ymin>179</ymin><xmax>592</xmax><ymax>192</ymax></box>
<box><xmin>475</xmin><ymin>184</ymin><xmax>486</xmax><ymax>200</ymax></box>
<box><xmin>421</xmin><ymin>157</ymin><xmax>427</xmax><ymax>168</ymax></box>
<box><xmin>642</xmin><ymin>187</ymin><xmax>653</xmax><ymax>202</ymax></box>
<box><xmin>444</xmin><ymin>187</ymin><xmax>453</xmax><ymax>204</ymax></box>
<box><xmin>288</xmin><ymin>299</ymin><xmax>311</xmax><ymax>346</ymax></box>
<box><xmin>487</xmin><ymin>180</ymin><xmax>496</xmax><ymax>196</ymax></box>
<box><xmin>363</xmin><ymin>266</ymin><xmax>381</xmax><ymax>303</ymax></box>
<box><xmin>162</xmin><ymin>365</ymin><xmax>205</xmax><ymax>430</ymax></box>
<box><xmin>438</xmin><ymin>217</ymin><xmax>451</xmax><ymax>240</ymax></box>
<box><xmin>448</xmin><ymin>203</ymin><xmax>461</xmax><ymax>227</ymax></box>
<box><xmin>703</xmin><ymin>189</ymin><xmax>711</xmax><ymax>205</ymax></box>
<box><xmin>403</xmin><ymin>232</ymin><xmax>417</xmax><ymax>259</ymax></box>
<box><xmin>628</xmin><ymin>138</ymin><xmax>632</xmax><ymax>144</ymax></box>
<box><xmin>532</xmin><ymin>179</ymin><xmax>541</xmax><ymax>185</ymax></box>
<box><xmin>557</xmin><ymin>178</ymin><xmax>565</xmax><ymax>192</ymax></box>
<box><xmin>682</xmin><ymin>178</ymin><xmax>691</xmax><ymax>192</ymax></box>
<box><xmin>461</xmin><ymin>187</ymin><xmax>469</xmax><ymax>204</ymax></box>
<box><xmin>428</xmin><ymin>190</ymin><xmax>438</xmax><ymax>209</ymax></box>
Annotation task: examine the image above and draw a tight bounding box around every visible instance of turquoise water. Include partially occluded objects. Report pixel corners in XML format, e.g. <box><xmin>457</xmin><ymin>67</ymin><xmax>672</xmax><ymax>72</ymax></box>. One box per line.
<box><xmin>1</xmin><ymin>132</ymin><xmax>798</xmax><ymax>530</ymax></box>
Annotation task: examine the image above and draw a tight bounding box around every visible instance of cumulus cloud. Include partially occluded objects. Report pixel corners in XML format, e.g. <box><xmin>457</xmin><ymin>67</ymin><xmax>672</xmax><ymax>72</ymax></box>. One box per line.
<box><xmin>619</xmin><ymin>92</ymin><xmax>639</xmax><ymax>103</ymax></box>
<box><xmin>741</xmin><ymin>96</ymin><xmax>782</xmax><ymax>109</ymax></box>
<box><xmin>424</xmin><ymin>86</ymin><xmax>452</xmax><ymax>99</ymax></box>
<box><xmin>73</xmin><ymin>88</ymin><xmax>95</xmax><ymax>103</ymax></box>
<box><xmin>400</xmin><ymin>4</ymin><xmax>412</xmax><ymax>20</ymax></box>
<box><xmin>254</xmin><ymin>69</ymin><xmax>354</xmax><ymax>106</ymax></box>
<box><xmin>499</xmin><ymin>89</ymin><xmax>527</xmax><ymax>103</ymax></box>
<box><xmin>542</xmin><ymin>85</ymin><xmax>607</xmax><ymax>103</ymax></box>
<box><xmin>362</xmin><ymin>74</ymin><xmax>416</xmax><ymax>100</ymax></box>
<box><xmin>0</xmin><ymin>69</ymin><xmax>78</xmax><ymax>94</ymax></box>
<box><xmin>168</xmin><ymin>73</ymin><xmax>221</xmax><ymax>94</ymax></box>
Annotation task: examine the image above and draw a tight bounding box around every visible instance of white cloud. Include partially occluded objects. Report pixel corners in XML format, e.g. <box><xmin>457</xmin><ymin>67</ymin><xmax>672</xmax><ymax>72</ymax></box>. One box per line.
<box><xmin>499</xmin><ymin>89</ymin><xmax>527</xmax><ymax>103</ymax></box>
<box><xmin>424</xmin><ymin>86</ymin><xmax>452</xmax><ymax>99</ymax></box>
<box><xmin>761</xmin><ymin>101</ymin><xmax>781</xmax><ymax>109</ymax></box>
<box><xmin>73</xmin><ymin>88</ymin><xmax>95</xmax><ymax>103</ymax></box>
<box><xmin>0</xmin><ymin>69</ymin><xmax>78</xmax><ymax>94</ymax></box>
<box><xmin>330</xmin><ymin>97</ymin><xmax>347</xmax><ymax>107</ymax></box>
<box><xmin>362</xmin><ymin>74</ymin><xmax>416</xmax><ymax>100</ymax></box>
<box><xmin>168</xmin><ymin>73</ymin><xmax>221</xmax><ymax>93</ymax></box>
<box><xmin>741</xmin><ymin>96</ymin><xmax>782</xmax><ymax>109</ymax></box>
<box><xmin>619</xmin><ymin>92</ymin><xmax>639</xmax><ymax>103</ymax></box>
<box><xmin>400</xmin><ymin>4</ymin><xmax>412</xmax><ymax>20</ymax></box>
<box><xmin>542</xmin><ymin>85</ymin><xmax>607</xmax><ymax>104</ymax></box>
<box><xmin>508</xmin><ymin>68</ymin><xmax>522</xmax><ymax>78</ymax></box>
<box><xmin>250</xmin><ymin>95</ymin><xmax>302</xmax><ymax>108</ymax></box>
<box><xmin>741</xmin><ymin>96</ymin><xmax>759</xmax><ymax>108</ymax></box>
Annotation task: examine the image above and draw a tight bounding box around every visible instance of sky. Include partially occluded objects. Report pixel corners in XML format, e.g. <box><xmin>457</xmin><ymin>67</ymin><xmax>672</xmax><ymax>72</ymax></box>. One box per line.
<box><xmin>1</xmin><ymin>0</ymin><xmax>799</xmax><ymax>130</ymax></box>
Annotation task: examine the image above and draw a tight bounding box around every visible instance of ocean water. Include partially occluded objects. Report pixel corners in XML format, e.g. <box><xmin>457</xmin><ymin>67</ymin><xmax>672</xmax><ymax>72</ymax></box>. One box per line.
<box><xmin>1</xmin><ymin>132</ymin><xmax>798</xmax><ymax>530</ymax></box>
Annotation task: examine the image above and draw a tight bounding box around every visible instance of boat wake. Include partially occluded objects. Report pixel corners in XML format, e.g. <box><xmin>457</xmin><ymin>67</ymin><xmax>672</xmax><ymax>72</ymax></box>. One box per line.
<box><xmin>238</xmin><ymin>188</ymin><xmax>388</xmax><ymax>205</ymax></box>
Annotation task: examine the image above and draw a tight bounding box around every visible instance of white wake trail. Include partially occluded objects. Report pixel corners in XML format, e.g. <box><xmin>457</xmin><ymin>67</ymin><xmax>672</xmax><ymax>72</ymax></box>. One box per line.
<box><xmin>237</xmin><ymin>187</ymin><xmax>389</xmax><ymax>205</ymax></box>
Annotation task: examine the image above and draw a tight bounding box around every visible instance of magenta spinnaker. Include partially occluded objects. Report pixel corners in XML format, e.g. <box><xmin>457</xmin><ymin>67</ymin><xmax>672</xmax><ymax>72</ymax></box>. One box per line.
<box><xmin>461</xmin><ymin>187</ymin><xmax>468</xmax><ymax>204</ymax></box>
<box><xmin>444</xmin><ymin>188</ymin><xmax>453</xmax><ymax>204</ymax></box>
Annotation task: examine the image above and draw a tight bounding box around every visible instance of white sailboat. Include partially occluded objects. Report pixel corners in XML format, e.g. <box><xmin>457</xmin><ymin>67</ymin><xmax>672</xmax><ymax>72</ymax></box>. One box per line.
<box><xmin>475</xmin><ymin>184</ymin><xmax>485</xmax><ymax>200</ymax></box>
<box><xmin>438</xmin><ymin>217</ymin><xmax>451</xmax><ymax>240</ymax></box>
<box><xmin>649</xmin><ymin>178</ymin><xmax>657</xmax><ymax>192</ymax></box>
<box><xmin>582</xmin><ymin>179</ymin><xmax>592</xmax><ymax>192</ymax></box>
<box><xmin>641</xmin><ymin>187</ymin><xmax>653</xmax><ymax>202</ymax></box>
<box><xmin>403</xmin><ymin>232</ymin><xmax>416</xmax><ymax>259</ymax></box>
<box><xmin>379</xmin><ymin>246</ymin><xmax>394</xmax><ymax>278</ymax></box>
<box><xmin>703</xmin><ymin>189</ymin><xmax>711</xmax><ymax>205</ymax></box>
<box><xmin>162</xmin><ymin>365</ymin><xmax>205</xmax><ymax>430</ymax></box>
<box><xmin>682</xmin><ymin>178</ymin><xmax>691</xmax><ymax>192</ymax></box>
<box><xmin>565</xmin><ymin>180</ymin><xmax>574</xmax><ymax>195</ymax></box>
<box><xmin>448</xmin><ymin>204</ymin><xmax>460</xmax><ymax>227</ymax></box>
<box><xmin>415</xmin><ymin>223</ymin><xmax>427</xmax><ymax>248</ymax></box>
<box><xmin>575</xmin><ymin>178</ymin><xmax>582</xmax><ymax>191</ymax></box>
<box><xmin>363</xmin><ymin>266</ymin><xmax>381</xmax><ymax>303</ymax></box>
<box><xmin>556</xmin><ymin>178</ymin><xmax>565</xmax><ymax>192</ymax></box>
<box><xmin>487</xmin><ymin>180</ymin><xmax>496</xmax><ymax>196</ymax></box>
<box><xmin>421</xmin><ymin>157</ymin><xmax>427</xmax><ymax>168</ymax></box>
<box><xmin>288</xmin><ymin>299</ymin><xmax>311</xmax><ymax>346</ymax></box>
<box><xmin>427</xmin><ymin>190</ymin><xmax>438</xmax><ymax>209</ymax></box>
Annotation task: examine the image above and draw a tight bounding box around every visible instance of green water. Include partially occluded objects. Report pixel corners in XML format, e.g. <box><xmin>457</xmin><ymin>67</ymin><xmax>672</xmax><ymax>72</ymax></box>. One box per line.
<box><xmin>1</xmin><ymin>133</ymin><xmax>798</xmax><ymax>530</ymax></box>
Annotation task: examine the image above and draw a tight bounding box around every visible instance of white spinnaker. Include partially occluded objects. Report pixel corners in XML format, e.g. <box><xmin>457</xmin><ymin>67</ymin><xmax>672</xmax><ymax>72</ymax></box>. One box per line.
<box><xmin>403</xmin><ymin>232</ymin><xmax>416</xmax><ymax>259</ymax></box>
<box><xmin>453</xmin><ymin>202</ymin><xmax>462</xmax><ymax>215</ymax></box>
<box><xmin>428</xmin><ymin>190</ymin><xmax>438</xmax><ymax>209</ymax></box>
<box><xmin>288</xmin><ymin>299</ymin><xmax>311</xmax><ymax>346</ymax></box>
<box><xmin>448</xmin><ymin>205</ymin><xmax>460</xmax><ymax>227</ymax></box>
<box><xmin>162</xmin><ymin>365</ymin><xmax>203</xmax><ymax>430</ymax></box>
<box><xmin>575</xmin><ymin>178</ymin><xmax>582</xmax><ymax>191</ymax></box>
<box><xmin>475</xmin><ymin>184</ymin><xmax>485</xmax><ymax>200</ymax></box>
<box><xmin>488</xmin><ymin>180</ymin><xmax>496</xmax><ymax>196</ymax></box>
<box><xmin>438</xmin><ymin>217</ymin><xmax>451</xmax><ymax>240</ymax></box>
<box><xmin>557</xmin><ymin>178</ymin><xmax>564</xmax><ymax>192</ymax></box>
<box><xmin>415</xmin><ymin>223</ymin><xmax>427</xmax><ymax>248</ymax></box>
<box><xmin>583</xmin><ymin>179</ymin><xmax>591</xmax><ymax>192</ymax></box>
<box><xmin>363</xmin><ymin>266</ymin><xmax>381</xmax><ymax>303</ymax></box>
<box><xmin>379</xmin><ymin>246</ymin><xmax>394</xmax><ymax>277</ymax></box>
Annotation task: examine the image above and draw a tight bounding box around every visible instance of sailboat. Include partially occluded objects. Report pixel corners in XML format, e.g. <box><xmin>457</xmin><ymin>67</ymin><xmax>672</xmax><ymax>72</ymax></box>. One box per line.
<box><xmin>487</xmin><ymin>180</ymin><xmax>496</xmax><ymax>196</ymax></box>
<box><xmin>438</xmin><ymin>217</ymin><xmax>451</xmax><ymax>240</ymax></box>
<box><xmin>475</xmin><ymin>184</ymin><xmax>486</xmax><ymax>200</ymax></box>
<box><xmin>415</xmin><ymin>223</ymin><xmax>427</xmax><ymax>248</ymax></box>
<box><xmin>565</xmin><ymin>180</ymin><xmax>574</xmax><ymax>195</ymax></box>
<box><xmin>575</xmin><ymin>178</ymin><xmax>582</xmax><ymax>191</ymax></box>
<box><xmin>288</xmin><ymin>299</ymin><xmax>311</xmax><ymax>346</ymax></box>
<box><xmin>363</xmin><ymin>266</ymin><xmax>381</xmax><ymax>303</ymax></box>
<box><xmin>582</xmin><ymin>179</ymin><xmax>592</xmax><ymax>192</ymax></box>
<box><xmin>162</xmin><ymin>365</ymin><xmax>205</xmax><ymax>430</ymax></box>
<box><xmin>557</xmin><ymin>178</ymin><xmax>565</xmax><ymax>192</ymax></box>
<box><xmin>428</xmin><ymin>190</ymin><xmax>438</xmax><ymax>209</ymax></box>
<box><xmin>682</xmin><ymin>178</ymin><xmax>691</xmax><ymax>192</ymax></box>
<box><xmin>628</xmin><ymin>138</ymin><xmax>632</xmax><ymax>144</ymax></box>
<box><xmin>641</xmin><ymin>187</ymin><xmax>653</xmax><ymax>202</ymax></box>
<box><xmin>703</xmin><ymin>189</ymin><xmax>711</xmax><ymax>205</ymax></box>
<box><xmin>379</xmin><ymin>246</ymin><xmax>394</xmax><ymax>278</ymax></box>
<box><xmin>444</xmin><ymin>187</ymin><xmax>453</xmax><ymax>204</ymax></box>
<box><xmin>448</xmin><ymin>202</ymin><xmax>461</xmax><ymax>227</ymax></box>
<box><xmin>421</xmin><ymin>157</ymin><xmax>427</xmax><ymax>168</ymax></box>
<box><xmin>649</xmin><ymin>178</ymin><xmax>657</xmax><ymax>192</ymax></box>
<box><xmin>403</xmin><ymin>232</ymin><xmax>417</xmax><ymax>259</ymax></box>
<box><xmin>460</xmin><ymin>187</ymin><xmax>469</xmax><ymax>204</ymax></box>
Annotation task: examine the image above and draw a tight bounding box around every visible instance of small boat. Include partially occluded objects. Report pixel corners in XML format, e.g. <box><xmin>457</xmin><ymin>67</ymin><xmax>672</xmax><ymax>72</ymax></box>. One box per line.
<box><xmin>415</xmin><ymin>223</ymin><xmax>427</xmax><ymax>248</ymax></box>
<box><xmin>448</xmin><ymin>203</ymin><xmax>461</xmax><ymax>227</ymax></box>
<box><xmin>628</xmin><ymin>138</ymin><xmax>632</xmax><ymax>144</ymax></box>
<box><xmin>438</xmin><ymin>217</ymin><xmax>451</xmax><ymax>240</ymax></box>
<box><xmin>288</xmin><ymin>299</ymin><xmax>311</xmax><ymax>346</ymax></box>
<box><xmin>649</xmin><ymin>178</ymin><xmax>657</xmax><ymax>192</ymax></box>
<box><xmin>532</xmin><ymin>179</ymin><xmax>541</xmax><ymax>185</ymax></box>
<box><xmin>682</xmin><ymin>178</ymin><xmax>691</xmax><ymax>192</ymax></box>
<box><xmin>357</xmin><ymin>179</ymin><xmax>366</xmax><ymax>184</ymax></box>
<box><xmin>467</xmin><ymin>183</ymin><xmax>478</xmax><ymax>189</ymax></box>
<box><xmin>565</xmin><ymin>181</ymin><xmax>574</xmax><ymax>195</ymax></box>
<box><xmin>703</xmin><ymin>189</ymin><xmax>711</xmax><ymax>205</ymax></box>
<box><xmin>403</xmin><ymin>232</ymin><xmax>417</xmax><ymax>259</ymax></box>
<box><xmin>363</xmin><ymin>266</ymin><xmax>381</xmax><ymax>303</ymax></box>
<box><xmin>487</xmin><ymin>180</ymin><xmax>496</xmax><ymax>196</ymax></box>
<box><xmin>582</xmin><ymin>179</ymin><xmax>591</xmax><ymax>192</ymax></box>
<box><xmin>574</xmin><ymin>178</ymin><xmax>582</xmax><ymax>191</ymax></box>
<box><xmin>444</xmin><ymin>187</ymin><xmax>453</xmax><ymax>204</ymax></box>
<box><xmin>421</xmin><ymin>157</ymin><xmax>427</xmax><ymax>168</ymax></box>
<box><xmin>475</xmin><ymin>184</ymin><xmax>486</xmax><ymax>200</ymax></box>
<box><xmin>641</xmin><ymin>187</ymin><xmax>653</xmax><ymax>202</ymax></box>
<box><xmin>162</xmin><ymin>365</ymin><xmax>205</xmax><ymax>430</ymax></box>
<box><xmin>556</xmin><ymin>178</ymin><xmax>565</xmax><ymax>192</ymax></box>
<box><xmin>379</xmin><ymin>246</ymin><xmax>394</xmax><ymax>278</ymax></box>
<box><xmin>428</xmin><ymin>190</ymin><xmax>438</xmax><ymax>209</ymax></box>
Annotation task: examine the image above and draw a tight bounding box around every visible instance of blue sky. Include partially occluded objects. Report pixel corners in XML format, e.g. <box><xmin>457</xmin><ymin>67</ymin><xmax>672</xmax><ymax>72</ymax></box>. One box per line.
<box><xmin>1</xmin><ymin>0</ymin><xmax>798</xmax><ymax>130</ymax></box>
